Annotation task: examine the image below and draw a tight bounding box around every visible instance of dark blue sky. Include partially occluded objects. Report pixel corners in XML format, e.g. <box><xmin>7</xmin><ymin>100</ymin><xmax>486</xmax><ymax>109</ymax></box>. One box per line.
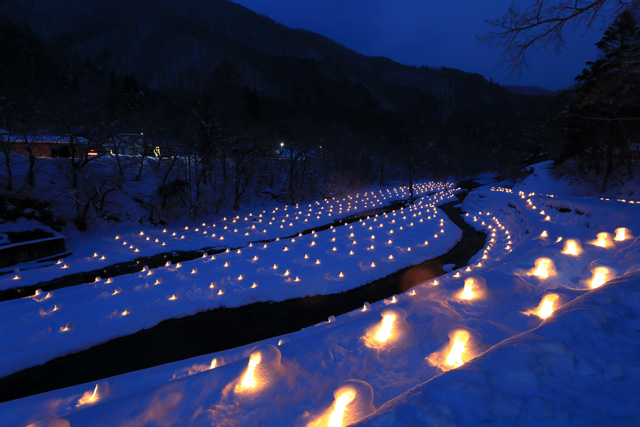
<box><xmin>232</xmin><ymin>0</ymin><xmax>607</xmax><ymax>90</ymax></box>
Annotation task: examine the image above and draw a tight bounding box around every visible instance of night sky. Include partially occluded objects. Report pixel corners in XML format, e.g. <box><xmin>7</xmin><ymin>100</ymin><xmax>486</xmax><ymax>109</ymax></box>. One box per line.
<box><xmin>232</xmin><ymin>0</ymin><xmax>607</xmax><ymax>91</ymax></box>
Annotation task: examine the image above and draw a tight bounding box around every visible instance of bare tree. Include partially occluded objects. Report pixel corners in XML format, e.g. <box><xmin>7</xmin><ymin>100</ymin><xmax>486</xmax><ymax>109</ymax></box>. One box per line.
<box><xmin>481</xmin><ymin>0</ymin><xmax>640</xmax><ymax>72</ymax></box>
<box><xmin>230</xmin><ymin>138</ymin><xmax>264</xmax><ymax>210</ymax></box>
<box><xmin>0</xmin><ymin>130</ymin><xmax>16</xmax><ymax>191</ymax></box>
<box><xmin>20</xmin><ymin>127</ymin><xmax>37</xmax><ymax>187</ymax></box>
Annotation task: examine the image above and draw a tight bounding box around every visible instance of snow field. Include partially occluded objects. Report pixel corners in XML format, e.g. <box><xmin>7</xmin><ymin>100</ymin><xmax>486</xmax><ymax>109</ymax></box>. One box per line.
<box><xmin>0</xmin><ymin>187</ymin><xmax>461</xmax><ymax>379</ymax></box>
<box><xmin>3</xmin><ymin>178</ymin><xmax>640</xmax><ymax>426</ymax></box>
<box><xmin>1</xmin><ymin>182</ymin><xmax>451</xmax><ymax>290</ymax></box>
<box><xmin>356</xmin><ymin>271</ymin><xmax>640</xmax><ymax>426</ymax></box>
<box><xmin>355</xmin><ymin>186</ymin><xmax>640</xmax><ymax>425</ymax></box>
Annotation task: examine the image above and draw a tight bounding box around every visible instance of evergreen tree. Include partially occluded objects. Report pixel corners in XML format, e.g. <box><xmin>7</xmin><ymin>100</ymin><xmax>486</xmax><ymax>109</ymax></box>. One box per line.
<box><xmin>564</xmin><ymin>11</ymin><xmax>640</xmax><ymax>185</ymax></box>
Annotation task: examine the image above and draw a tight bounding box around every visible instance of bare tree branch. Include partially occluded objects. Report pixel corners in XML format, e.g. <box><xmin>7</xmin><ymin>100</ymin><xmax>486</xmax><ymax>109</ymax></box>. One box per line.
<box><xmin>480</xmin><ymin>0</ymin><xmax>640</xmax><ymax>74</ymax></box>
<box><xmin>567</xmin><ymin>113</ymin><xmax>640</xmax><ymax>120</ymax></box>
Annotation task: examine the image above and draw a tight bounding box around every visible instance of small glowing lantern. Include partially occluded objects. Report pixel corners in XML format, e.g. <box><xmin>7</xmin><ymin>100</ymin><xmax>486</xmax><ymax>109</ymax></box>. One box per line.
<box><xmin>590</xmin><ymin>266</ymin><xmax>612</xmax><ymax>289</ymax></box>
<box><xmin>445</xmin><ymin>330</ymin><xmax>470</xmax><ymax>368</ymax></box>
<box><xmin>234</xmin><ymin>345</ymin><xmax>282</xmax><ymax>395</ymax></box>
<box><xmin>614</xmin><ymin>227</ymin><xmax>631</xmax><ymax>241</ymax></box>
<box><xmin>76</xmin><ymin>384</ymin><xmax>100</xmax><ymax>407</ymax></box>
<box><xmin>459</xmin><ymin>278</ymin><xmax>476</xmax><ymax>300</ymax></box>
<box><xmin>531</xmin><ymin>257</ymin><xmax>555</xmax><ymax>279</ymax></box>
<box><xmin>427</xmin><ymin>329</ymin><xmax>474</xmax><ymax>371</ymax></box>
<box><xmin>592</xmin><ymin>232</ymin><xmax>613</xmax><ymax>248</ymax></box>
<box><xmin>374</xmin><ymin>313</ymin><xmax>396</xmax><ymax>343</ymax></box>
<box><xmin>537</xmin><ymin>293</ymin><xmax>559</xmax><ymax>319</ymax></box>
<box><xmin>523</xmin><ymin>293</ymin><xmax>562</xmax><ymax>319</ymax></box>
<box><xmin>237</xmin><ymin>352</ymin><xmax>261</xmax><ymax>391</ymax></box>
<box><xmin>562</xmin><ymin>239</ymin><xmax>581</xmax><ymax>256</ymax></box>
<box><xmin>327</xmin><ymin>390</ymin><xmax>355</xmax><ymax>427</ymax></box>
<box><xmin>307</xmin><ymin>380</ymin><xmax>375</xmax><ymax>427</ymax></box>
<box><xmin>363</xmin><ymin>307</ymin><xmax>407</xmax><ymax>349</ymax></box>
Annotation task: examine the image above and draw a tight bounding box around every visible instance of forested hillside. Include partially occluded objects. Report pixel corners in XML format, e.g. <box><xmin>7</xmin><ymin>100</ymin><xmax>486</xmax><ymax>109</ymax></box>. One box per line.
<box><xmin>0</xmin><ymin>0</ymin><xmax>554</xmax><ymax>227</ymax></box>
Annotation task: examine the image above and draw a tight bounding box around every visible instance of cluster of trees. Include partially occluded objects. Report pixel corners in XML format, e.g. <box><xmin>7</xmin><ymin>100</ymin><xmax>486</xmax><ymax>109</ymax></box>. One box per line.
<box><xmin>0</xmin><ymin>0</ymin><xmax>557</xmax><ymax>228</ymax></box>
<box><xmin>563</xmin><ymin>11</ymin><xmax>640</xmax><ymax>189</ymax></box>
<box><xmin>485</xmin><ymin>1</ymin><xmax>640</xmax><ymax>190</ymax></box>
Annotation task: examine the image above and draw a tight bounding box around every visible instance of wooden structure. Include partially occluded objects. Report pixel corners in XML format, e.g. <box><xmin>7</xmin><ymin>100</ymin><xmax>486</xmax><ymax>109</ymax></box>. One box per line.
<box><xmin>1</xmin><ymin>132</ymin><xmax>89</xmax><ymax>158</ymax></box>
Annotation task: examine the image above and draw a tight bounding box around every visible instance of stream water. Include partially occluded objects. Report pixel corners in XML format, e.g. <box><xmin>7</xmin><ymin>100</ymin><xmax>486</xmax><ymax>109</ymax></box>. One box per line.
<box><xmin>0</xmin><ymin>191</ymin><xmax>486</xmax><ymax>402</ymax></box>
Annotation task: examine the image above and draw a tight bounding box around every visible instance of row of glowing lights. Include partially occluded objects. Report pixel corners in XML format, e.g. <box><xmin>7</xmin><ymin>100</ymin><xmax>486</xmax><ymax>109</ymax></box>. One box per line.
<box><xmin>11</xmin><ymin>191</ymin><xmax>452</xmax><ymax>277</ymax></box>
<box><xmin>22</xmin><ymin>199</ymin><xmax>455</xmax><ymax>330</ymax></box>
<box><xmin>34</xmin><ymin>187</ymin><xmax>456</xmax><ymax>422</ymax></box>
<box><xmin>65</xmin><ymin>209</ymin><xmax>598</xmax><ymax>423</ymax></box>
<box><xmin>365</xmin><ymin>230</ymin><xmax>632</xmax><ymax>366</ymax></box>
<box><xmin>493</xmin><ymin>186</ymin><xmax>640</xmax><ymax>206</ymax></box>
<box><xmin>134</xmin><ymin>191</ymin><xmax>453</xmax><ymax>244</ymax></box>
<box><xmin>25</xmin><ymin>195</ymin><xmax>589</xmax><ymax>338</ymax></box>
<box><xmin>463</xmin><ymin>191</ymin><xmax>629</xmax><ymax>320</ymax></box>
<box><xmin>71</xmin><ymin>217</ymin><xmax>606</xmax><ymax>418</ymax></box>
<box><xmin>73</xmin><ymin>251</ymin><xmax>584</xmax><ymax>427</ymax></box>
<box><xmin>107</xmin><ymin>184</ymin><xmax>453</xmax><ymax>249</ymax></box>
<box><xmin>73</xmin><ymin>346</ymin><xmax>358</xmax><ymax>426</ymax></box>
<box><xmin>70</xmin><ymin>304</ymin><xmax>467</xmax><ymax>427</ymax></box>
<box><xmin>463</xmin><ymin>210</ymin><xmax>513</xmax><ymax>263</ymax></box>
<box><xmin>483</xmin><ymin>187</ymin><xmax>630</xmax><ymax>289</ymax></box>
<box><xmin>12</xmin><ymin>186</ymin><xmax>454</xmax><ymax>272</ymax></box>
<box><xmin>513</xmin><ymin>188</ymin><xmax>629</xmax><ymax>290</ymax></box>
<box><xmin>71</xmin><ymin>192</ymin><xmax>627</xmax><ymax>425</ymax></box>
<box><xmin>489</xmin><ymin>190</ymin><xmax>630</xmax><ymax>290</ymax></box>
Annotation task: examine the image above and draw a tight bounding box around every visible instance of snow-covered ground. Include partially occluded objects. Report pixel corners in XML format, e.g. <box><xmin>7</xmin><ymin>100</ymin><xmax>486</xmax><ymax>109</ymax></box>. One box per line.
<box><xmin>2</xmin><ymin>165</ymin><xmax>640</xmax><ymax>426</ymax></box>
<box><xmin>0</xmin><ymin>185</ymin><xmax>461</xmax><ymax>378</ymax></box>
<box><xmin>0</xmin><ymin>181</ymin><xmax>447</xmax><ymax>290</ymax></box>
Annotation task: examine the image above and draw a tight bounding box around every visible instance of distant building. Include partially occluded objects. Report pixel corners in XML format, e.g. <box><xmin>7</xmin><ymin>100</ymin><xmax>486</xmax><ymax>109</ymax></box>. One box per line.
<box><xmin>2</xmin><ymin>132</ymin><xmax>89</xmax><ymax>158</ymax></box>
<box><xmin>112</xmin><ymin>133</ymin><xmax>166</xmax><ymax>157</ymax></box>
<box><xmin>275</xmin><ymin>145</ymin><xmax>323</xmax><ymax>161</ymax></box>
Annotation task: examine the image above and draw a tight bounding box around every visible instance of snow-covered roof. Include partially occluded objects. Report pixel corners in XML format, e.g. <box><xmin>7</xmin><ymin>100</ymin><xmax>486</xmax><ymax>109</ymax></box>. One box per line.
<box><xmin>10</xmin><ymin>135</ymin><xmax>89</xmax><ymax>144</ymax></box>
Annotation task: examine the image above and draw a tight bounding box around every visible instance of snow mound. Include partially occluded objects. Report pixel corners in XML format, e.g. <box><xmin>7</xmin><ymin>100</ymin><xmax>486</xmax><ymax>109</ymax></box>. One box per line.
<box><xmin>513</xmin><ymin>161</ymin><xmax>576</xmax><ymax>197</ymax></box>
<box><xmin>356</xmin><ymin>271</ymin><xmax>640</xmax><ymax>426</ymax></box>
